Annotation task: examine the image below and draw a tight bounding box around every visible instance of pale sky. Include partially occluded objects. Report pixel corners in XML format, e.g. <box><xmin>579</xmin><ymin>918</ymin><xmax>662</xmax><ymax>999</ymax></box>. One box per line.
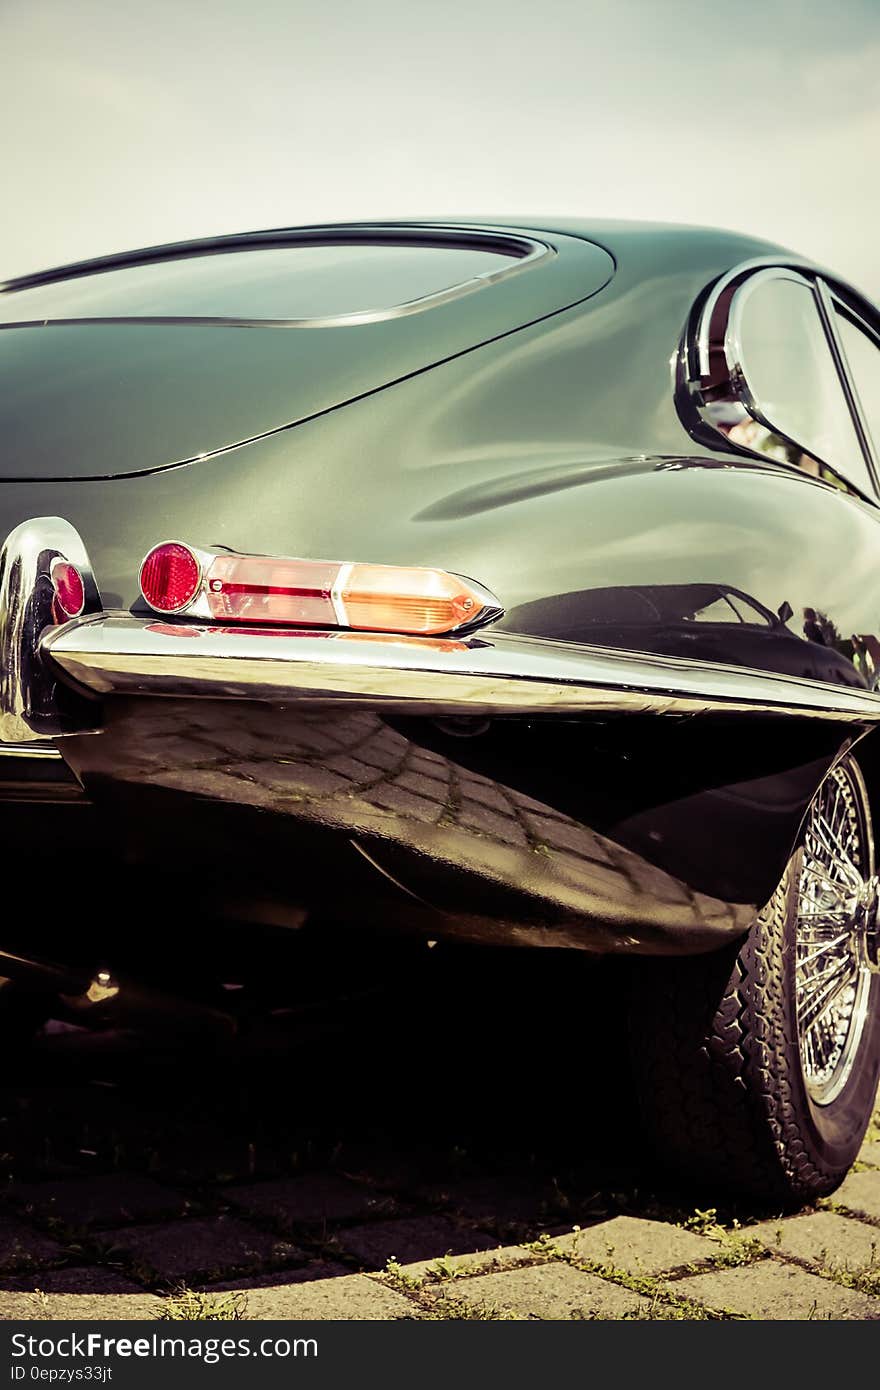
<box><xmin>3</xmin><ymin>0</ymin><xmax>880</xmax><ymax>295</ymax></box>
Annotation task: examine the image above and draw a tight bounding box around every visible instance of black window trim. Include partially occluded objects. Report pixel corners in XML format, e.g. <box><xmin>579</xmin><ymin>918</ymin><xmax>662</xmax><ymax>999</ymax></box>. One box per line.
<box><xmin>682</xmin><ymin>255</ymin><xmax>880</xmax><ymax>504</ymax></box>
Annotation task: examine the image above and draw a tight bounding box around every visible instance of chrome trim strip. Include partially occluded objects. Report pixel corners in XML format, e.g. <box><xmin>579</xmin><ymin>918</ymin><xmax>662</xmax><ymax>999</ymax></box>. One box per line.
<box><xmin>0</xmin><ymin>742</ymin><xmax>62</xmax><ymax>759</ymax></box>
<box><xmin>331</xmin><ymin>562</ymin><xmax>352</xmax><ymax>628</ymax></box>
<box><xmin>688</xmin><ymin>256</ymin><xmax>880</xmax><ymax>502</ymax></box>
<box><xmin>693</xmin><ymin>253</ymin><xmax>880</xmax><ymax>381</ymax></box>
<box><xmin>41</xmin><ymin>614</ymin><xmax>880</xmax><ymax>723</ymax></box>
<box><xmin>2</xmin><ymin>226</ymin><xmax>543</xmax><ymax>290</ymax></box>
<box><xmin>0</xmin><ymin>231</ymin><xmax>554</xmax><ymax>331</ymax></box>
<box><xmin>815</xmin><ymin>277</ymin><xmax>880</xmax><ymax>490</ymax></box>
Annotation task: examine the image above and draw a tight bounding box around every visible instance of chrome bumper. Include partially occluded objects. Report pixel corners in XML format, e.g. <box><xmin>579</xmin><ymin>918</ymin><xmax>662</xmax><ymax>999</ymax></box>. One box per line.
<box><xmin>39</xmin><ymin>614</ymin><xmax>880</xmax><ymax>721</ymax></box>
<box><xmin>0</xmin><ymin>517</ymin><xmax>103</xmax><ymax>742</ymax></box>
<box><xmin>5</xmin><ymin>517</ymin><xmax>880</xmax><ymax>734</ymax></box>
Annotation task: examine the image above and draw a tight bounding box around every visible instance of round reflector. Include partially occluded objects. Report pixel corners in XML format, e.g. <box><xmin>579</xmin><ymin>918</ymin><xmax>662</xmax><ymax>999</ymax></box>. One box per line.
<box><xmin>139</xmin><ymin>542</ymin><xmax>201</xmax><ymax>614</ymax></box>
<box><xmin>50</xmin><ymin>558</ymin><xmax>85</xmax><ymax>619</ymax></box>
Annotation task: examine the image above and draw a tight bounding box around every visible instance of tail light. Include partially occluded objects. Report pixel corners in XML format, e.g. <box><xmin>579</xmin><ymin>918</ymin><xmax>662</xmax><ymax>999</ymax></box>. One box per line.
<box><xmin>50</xmin><ymin>558</ymin><xmax>85</xmax><ymax>620</ymax></box>
<box><xmin>139</xmin><ymin>542</ymin><xmax>202</xmax><ymax>614</ymax></box>
<box><xmin>138</xmin><ymin>542</ymin><xmax>502</xmax><ymax>636</ymax></box>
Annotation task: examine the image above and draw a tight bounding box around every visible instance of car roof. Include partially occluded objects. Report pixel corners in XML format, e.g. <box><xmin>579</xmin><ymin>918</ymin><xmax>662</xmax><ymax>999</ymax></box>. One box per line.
<box><xmin>1</xmin><ymin>217</ymin><xmax>789</xmax><ymax>294</ymax></box>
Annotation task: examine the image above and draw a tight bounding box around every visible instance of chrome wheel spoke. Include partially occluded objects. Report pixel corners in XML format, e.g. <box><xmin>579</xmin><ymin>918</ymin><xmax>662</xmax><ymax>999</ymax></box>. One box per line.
<box><xmin>797</xmin><ymin>909</ymin><xmax>852</xmax><ymax>928</ymax></box>
<box><xmin>798</xmin><ymin>958</ymin><xmax>857</xmax><ymax>1033</ymax></box>
<box><xmin>800</xmin><ymin>863</ymin><xmax>853</xmax><ymax>896</ymax></box>
<box><xmin>796</xmin><ymin>934</ymin><xmax>850</xmax><ymax>971</ymax></box>
<box><xmin>810</xmin><ymin>822</ymin><xmax>861</xmax><ymax>887</ymax></box>
<box><xmin>794</xmin><ymin>759</ymin><xmax>872</xmax><ymax>1107</ymax></box>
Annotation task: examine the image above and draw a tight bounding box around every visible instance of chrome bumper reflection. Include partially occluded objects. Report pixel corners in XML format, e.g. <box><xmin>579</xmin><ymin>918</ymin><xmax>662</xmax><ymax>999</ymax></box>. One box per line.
<box><xmin>41</xmin><ymin>612</ymin><xmax>880</xmax><ymax>722</ymax></box>
<box><xmin>0</xmin><ymin>741</ymin><xmax>62</xmax><ymax>759</ymax></box>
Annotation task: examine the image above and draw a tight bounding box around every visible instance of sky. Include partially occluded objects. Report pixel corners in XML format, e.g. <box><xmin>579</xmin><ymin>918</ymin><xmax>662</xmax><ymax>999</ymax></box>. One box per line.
<box><xmin>3</xmin><ymin>0</ymin><xmax>880</xmax><ymax>294</ymax></box>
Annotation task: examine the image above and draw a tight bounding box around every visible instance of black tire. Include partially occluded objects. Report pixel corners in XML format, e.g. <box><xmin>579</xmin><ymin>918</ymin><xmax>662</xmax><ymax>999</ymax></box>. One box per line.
<box><xmin>629</xmin><ymin>754</ymin><xmax>880</xmax><ymax>1205</ymax></box>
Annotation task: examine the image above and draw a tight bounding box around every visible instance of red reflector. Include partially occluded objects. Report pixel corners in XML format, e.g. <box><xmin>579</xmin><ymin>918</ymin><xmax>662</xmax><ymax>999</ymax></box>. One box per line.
<box><xmin>139</xmin><ymin>543</ymin><xmax>201</xmax><ymax>614</ymax></box>
<box><xmin>204</xmin><ymin>554</ymin><xmax>338</xmax><ymax>625</ymax></box>
<box><xmin>50</xmin><ymin>559</ymin><xmax>85</xmax><ymax>620</ymax></box>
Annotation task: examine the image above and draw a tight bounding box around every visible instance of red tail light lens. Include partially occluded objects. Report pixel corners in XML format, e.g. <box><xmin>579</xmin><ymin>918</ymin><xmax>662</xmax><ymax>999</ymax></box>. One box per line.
<box><xmin>50</xmin><ymin>558</ymin><xmax>85</xmax><ymax>620</ymax></box>
<box><xmin>204</xmin><ymin>554</ymin><xmax>339</xmax><ymax>626</ymax></box>
<box><xmin>139</xmin><ymin>543</ymin><xmax>202</xmax><ymax>614</ymax></box>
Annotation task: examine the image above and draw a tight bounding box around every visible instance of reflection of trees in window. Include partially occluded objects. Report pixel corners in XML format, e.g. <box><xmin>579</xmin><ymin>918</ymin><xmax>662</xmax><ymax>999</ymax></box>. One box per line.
<box><xmin>724</xmin><ymin>419</ymin><xmax>852</xmax><ymax>491</ymax></box>
<box><xmin>803</xmin><ymin>608</ymin><xmax>854</xmax><ymax>663</ymax></box>
<box><xmin>851</xmin><ymin>634</ymin><xmax>878</xmax><ymax>683</ymax></box>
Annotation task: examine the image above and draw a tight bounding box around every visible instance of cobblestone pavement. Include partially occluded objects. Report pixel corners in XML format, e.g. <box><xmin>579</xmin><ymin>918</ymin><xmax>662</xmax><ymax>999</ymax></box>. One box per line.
<box><xmin>0</xmin><ymin>960</ymin><xmax>876</xmax><ymax>1323</ymax></box>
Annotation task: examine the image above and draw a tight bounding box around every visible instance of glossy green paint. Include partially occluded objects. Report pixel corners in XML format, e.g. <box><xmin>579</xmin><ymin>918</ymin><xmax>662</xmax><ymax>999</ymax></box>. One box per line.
<box><xmin>0</xmin><ymin>226</ymin><xmax>613</xmax><ymax>481</ymax></box>
<box><xmin>3</xmin><ymin>218</ymin><xmax>880</xmax><ymax>955</ymax></box>
<box><xmin>1</xmin><ymin>218</ymin><xmax>879</xmax><ymax>690</ymax></box>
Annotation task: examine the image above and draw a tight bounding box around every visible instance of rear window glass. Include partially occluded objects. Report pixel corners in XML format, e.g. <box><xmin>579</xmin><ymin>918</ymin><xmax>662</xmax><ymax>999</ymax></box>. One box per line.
<box><xmin>735</xmin><ymin>274</ymin><xmax>875</xmax><ymax>495</ymax></box>
<box><xmin>836</xmin><ymin>308</ymin><xmax>880</xmax><ymax>460</ymax></box>
<box><xmin>0</xmin><ymin>241</ymin><xmax>525</xmax><ymax>325</ymax></box>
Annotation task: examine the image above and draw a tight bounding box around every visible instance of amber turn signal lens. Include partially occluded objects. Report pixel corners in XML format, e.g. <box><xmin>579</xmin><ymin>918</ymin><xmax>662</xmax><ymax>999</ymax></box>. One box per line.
<box><xmin>139</xmin><ymin>542</ymin><xmax>202</xmax><ymax>614</ymax></box>
<box><xmin>341</xmin><ymin>564</ymin><xmax>482</xmax><ymax>635</ymax></box>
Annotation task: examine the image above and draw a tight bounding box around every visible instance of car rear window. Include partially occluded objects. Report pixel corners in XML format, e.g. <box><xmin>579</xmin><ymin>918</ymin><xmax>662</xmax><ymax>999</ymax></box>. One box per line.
<box><xmin>0</xmin><ymin>239</ymin><xmax>534</xmax><ymax>325</ymax></box>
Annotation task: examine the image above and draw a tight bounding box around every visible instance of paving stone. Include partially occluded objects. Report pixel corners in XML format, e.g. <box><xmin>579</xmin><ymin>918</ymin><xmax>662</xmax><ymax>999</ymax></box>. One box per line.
<box><xmin>456</xmin><ymin>779</ymin><xmax>515</xmax><ymax>816</ymax></box>
<box><xmin>113</xmin><ymin>1216</ymin><xmax>303</xmax><ymax>1281</ymax></box>
<box><xmin>457</xmin><ymin>803</ymin><xmax>528</xmax><ymax>846</ymax></box>
<box><xmin>323</xmin><ymin>754</ymin><xmax>380</xmax><ymax>785</ymax></box>
<box><xmin>7</xmin><ymin>1174</ymin><xmax>190</xmax><ymax>1229</ymax></box>
<box><xmin>334</xmin><ymin>1216</ymin><xmax>493</xmax><ymax>1270</ymax></box>
<box><xmin>624</xmin><ymin>855</ymin><xmax>695</xmax><ymax>906</ymax></box>
<box><xmin>676</xmin><ymin>1261</ymin><xmax>880</xmax><ymax>1319</ymax></box>
<box><xmin>0</xmin><ymin>1209</ymin><xmax>63</xmax><ymax>1271</ymax></box>
<box><xmin>252</xmin><ymin>764</ymin><xmax>351</xmax><ymax>797</ymax></box>
<box><xmin>545</xmin><ymin>851</ymin><xmax>626</xmax><ymax>894</ymax></box>
<box><xmin>406</xmin><ymin>752</ymin><xmax>450</xmax><ymax>783</ymax></box>
<box><xmin>859</xmin><ymin>1142</ymin><xmax>880</xmax><ymax>1169</ymax></box>
<box><xmin>418</xmin><ymin>1174</ymin><xmax>561</xmax><ymax>1228</ymax></box>
<box><xmin>433</xmin><ymin>1262</ymin><xmax>647</xmax><ymax>1319</ymax></box>
<box><xmin>508</xmin><ymin>789</ymin><xmax>569</xmax><ymax>817</ymax></box>
<box><xmin>0</xmin><ymin>1290</ymin><xmax>160</xmax><ymax>1321</ymax></box>
<box><xmin>336</xmin><ymin>1144</ymin><xmax>440</xmax><ymax>1194</ymax></box>
<box><xmin>0</xmin><ymin>1265</ymin><xmax>144</xmax><ymax>1294</ymax></box>
<box><xmin>399</xmin><ymin>1244</ymin><xmax>531</xmax><ymax>1282</ymax></box>
<box><xmin>749</xmin><ymin>1211</ymin><xmax>880</xmax><ymax>1271</ymax></box>
<box><xmin>394</xmin><ymin>769</ymin><xmax>450</xmax><ymax>800</ymax></box>
<box><xmin>531</xmin><ymin>817</ymin><xmax>612</xmax><ymax>860</ymax></box>
<box><xmin>200</xmin><ymin>1261</ymin><xmax>349</xmax><ymax>1293</ymax></box>
<box><xmin>223</xmin><ymin>1174</ymin><xmax>395</xmax><ymax>1229</ymax></box>
<box><xmin>552</xmin><ymin>1217</ymin><xmax>714</xmax><ymax>1275</ymax></box>
<box><xmin>144</xmin><ymin>1128</ymin><xmax>263</xmax><ymax>1182</ymax></box>
<box><xmin>366</xmin><ymin>784</ymin><xmax>443</xmax><ymax>823</ymax></box>
<box><xmin>232</xmin><ymin>1272</ymin><xmax>413</xmax><ymax>1320</ymax></box>
<box><xmin>833</xmin><ymin>1170</ymin><xmax>880</xmax><ymax>1222</ymax></box>
<box><xmin>354</xmin><ymin>743</ymin><xmax>406</xmax><ymax>773</ymax></box>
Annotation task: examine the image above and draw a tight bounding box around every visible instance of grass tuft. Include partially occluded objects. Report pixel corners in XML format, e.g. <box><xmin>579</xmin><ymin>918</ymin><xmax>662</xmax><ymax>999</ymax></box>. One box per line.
<box><xmin>156</xmin><ymin>1286</ymin><xmax>247</xmax><ymax>1321</ymax></box>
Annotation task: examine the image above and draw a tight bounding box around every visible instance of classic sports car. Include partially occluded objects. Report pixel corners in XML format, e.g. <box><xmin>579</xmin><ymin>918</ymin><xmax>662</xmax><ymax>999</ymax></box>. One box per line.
<box><xmin>1</xmin><ymin>218</ymin><xmax>879</xmax><ymax>1203</ymax></box>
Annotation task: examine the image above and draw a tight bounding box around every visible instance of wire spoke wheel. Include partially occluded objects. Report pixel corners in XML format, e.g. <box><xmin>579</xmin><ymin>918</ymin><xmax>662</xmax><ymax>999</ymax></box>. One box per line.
<box><xmin>796</xmin><ymin>757</ymin><xmax>875</xmax><ymax>1106</ymax></box>
<box><xmin>631</xmin><ymin>750</ymin><xmax>880</xmax><ymax>1202</ymax></box>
